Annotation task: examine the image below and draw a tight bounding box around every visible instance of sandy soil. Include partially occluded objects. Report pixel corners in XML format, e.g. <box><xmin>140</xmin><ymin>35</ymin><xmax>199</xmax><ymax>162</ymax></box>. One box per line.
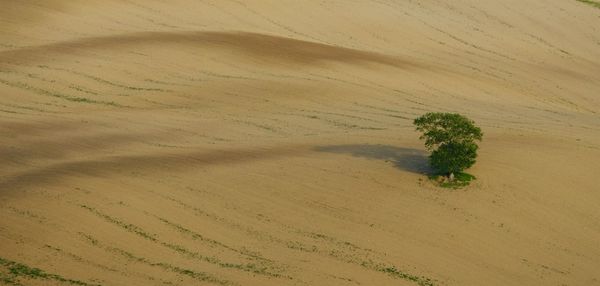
<box><xmin>1</xmin><ymin>1</ymin><xmax>600</xmax><ymax>285</ymax></box>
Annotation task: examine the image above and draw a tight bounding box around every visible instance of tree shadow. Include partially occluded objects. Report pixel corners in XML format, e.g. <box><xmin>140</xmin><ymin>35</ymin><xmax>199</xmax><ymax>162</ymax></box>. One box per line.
<box><xmin>314</xmin><ymin>144</ymin><xmax>431</xmax><ymax>174</ymax></box>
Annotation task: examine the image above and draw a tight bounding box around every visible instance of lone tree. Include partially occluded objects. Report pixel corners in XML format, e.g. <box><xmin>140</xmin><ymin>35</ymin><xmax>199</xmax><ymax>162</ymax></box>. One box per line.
<box><xmin>414</xmin><ymin>113</ymin><xmax>482</xmax><ymax>180</ymax></box>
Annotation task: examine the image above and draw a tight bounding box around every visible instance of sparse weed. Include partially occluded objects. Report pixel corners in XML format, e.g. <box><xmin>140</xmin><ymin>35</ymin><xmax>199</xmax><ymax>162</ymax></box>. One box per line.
<box><xmin>77</xmin><ymin>233</ymin><xmax>233</xmax><ymax>286</ymax></box>
<box><xmin>0</xmin><ymin>78</ymin><xmax>121</xmax><ymax>107</ymax></box>
<box><xmin>80</xmin><ymin>205</ymin><xmax>284</xmax><ymax>278</ymax></box>
<box><xmin>0</xmin><ymin>257</ymin><xmax>98</xmax><ymax>286</ymax></box>
<box><xmin>36</xmin><ymin>65</ymin><xmax>169</xmax><ymax>92</ymax></box>
<box><xmin>428</xmin><ymin>172</ymin><xmax>476</xmax><ymax>189</ymax></box>
<box><xmin>378</xmin><ymin>266</ymin><xmax>436</xmax><ymax>286</ymax></box>
<box><xmin>576</xmin><ymin>0</ymin><xmax>600</xmax><ymax>8</ymax></box>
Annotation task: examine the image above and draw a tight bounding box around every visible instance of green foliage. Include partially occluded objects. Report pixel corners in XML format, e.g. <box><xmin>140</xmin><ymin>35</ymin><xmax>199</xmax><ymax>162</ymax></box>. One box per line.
<box><xmin>414</xmin><ymin>112</ymin><xmax>482</xmax><ymax>178</ymax></box>
<box><xmin>414</xmin><ymin>113</ymin><xmax>482</xmax><ymax>150</ymax></box>
<box><xmin>430</xmin><ymin>141</ymin><xmax>478</xmax><ymax>175</ymax></box>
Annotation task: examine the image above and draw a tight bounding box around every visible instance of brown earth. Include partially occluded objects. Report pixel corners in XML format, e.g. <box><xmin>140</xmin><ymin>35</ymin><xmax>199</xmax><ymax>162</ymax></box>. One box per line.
<box><xmin>1</xmin><ymin>1</ymin><xmax>600</xmax><ymax>285</ymax></box>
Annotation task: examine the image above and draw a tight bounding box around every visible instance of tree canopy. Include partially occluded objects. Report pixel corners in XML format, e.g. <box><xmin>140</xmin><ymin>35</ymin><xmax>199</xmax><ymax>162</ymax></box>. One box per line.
<box><xmin>414</xmin><ymin>112</ymin><xmax>482</xmax><ymax>177</ymax></box>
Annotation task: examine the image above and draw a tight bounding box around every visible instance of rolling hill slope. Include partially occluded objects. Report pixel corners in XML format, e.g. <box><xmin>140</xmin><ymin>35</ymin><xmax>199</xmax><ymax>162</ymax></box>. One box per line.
<box><xmin>1</xmin><ymin>1</ymin><xmax>600</xmax><ymax>285</ymax></box>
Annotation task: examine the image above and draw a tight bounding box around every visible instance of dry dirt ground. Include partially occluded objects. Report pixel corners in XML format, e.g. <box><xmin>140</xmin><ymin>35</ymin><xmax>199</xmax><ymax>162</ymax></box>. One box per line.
<box><xmin>1</xmin><ymin>1</ymin><xmax>600</xmax><ymax>285</ymax></box>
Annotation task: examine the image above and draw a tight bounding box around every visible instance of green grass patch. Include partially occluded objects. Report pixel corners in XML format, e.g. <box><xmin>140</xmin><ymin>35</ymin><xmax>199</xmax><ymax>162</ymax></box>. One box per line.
<box><xmin>428</xmin><ymin>172</ymin><xmax>475</xmax><ymax>189</ymax></box>
<box><xmin>576</xmin><ymin>0</ymin><xmax>600</xmax><ymax>8</ymax></box>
